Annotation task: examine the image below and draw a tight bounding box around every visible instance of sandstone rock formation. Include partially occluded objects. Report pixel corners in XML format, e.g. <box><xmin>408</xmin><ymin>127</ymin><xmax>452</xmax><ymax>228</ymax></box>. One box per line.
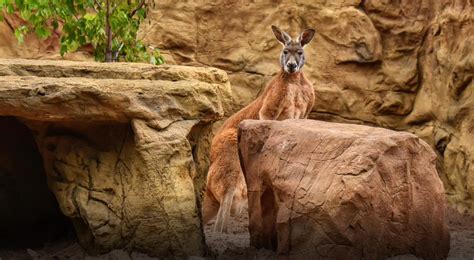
<box><xmin>0</xmin><ymin>13</ymin><xmax>91</xmax><ymax>60</ymax></box>
<box><xmin>238</xmin><ymin>119</ymin><xmax>450</xmax><ymax>259</ymax></box>
<box><xmin>138</xmin><ymin>0</ymin><xmax>474</xmax><ymax>213</ymax></box>
<box><xmin>1</xmin><ymin>1</ymin><xmax>471</xmax><ymax>213</ymax></box>
<box><xmin>0</xmin><ymin>58</ymin><xmax>232</xmax><ymax>257</ymax></box>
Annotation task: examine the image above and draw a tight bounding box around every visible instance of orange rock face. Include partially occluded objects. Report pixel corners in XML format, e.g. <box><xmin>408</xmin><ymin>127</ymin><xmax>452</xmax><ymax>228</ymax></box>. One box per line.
<box><xmin>238</xmin><ymin>119</ymin><xmax>450</xmax><ymax>259</ymax></box>
<box><xmin>0</xmin><ymin>0</ymin><xmax>472</xmax><ymax>214</ymax></box>
<box><xmin>139</xmin><ymin>0</ymin><xmax>474</xmax><ymax>213</ymax></box>
<box><xmin>0</xmin><ymin>13</ymin><xmax>91</xmax><ymax>60</ymax></box>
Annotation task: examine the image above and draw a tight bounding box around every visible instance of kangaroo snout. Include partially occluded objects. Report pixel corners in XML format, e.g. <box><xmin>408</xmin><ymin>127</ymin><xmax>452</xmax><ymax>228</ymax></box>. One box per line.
<box><xmin>287</xmin><ymin>62</ymin><xmax>298</xmax><ymax>73</ymax></box>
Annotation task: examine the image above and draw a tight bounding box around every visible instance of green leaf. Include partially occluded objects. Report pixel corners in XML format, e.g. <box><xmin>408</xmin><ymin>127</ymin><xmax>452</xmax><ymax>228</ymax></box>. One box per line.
<box><xmin>66</xmin><ymin>0</ymin><xmax>74</xmax><ymax>12</ymax></box>
<box><xmin>84</xmin><ymin>13</ymin><xmax>96</xmax><ymax>20</ymax></box>
<box><xmin>60</xmin><ymin>43</ymin><xmax>68</xmax><ymax>56</ymax></box>
<box><xmin>150</xmin><ymin>55</ymin><xmax>157</xmax><ymax>65</ymax></box>
<box><xmin>157</xmin><ymin>56</ymin><xmax>164</xmax><ymax>65</ymax></box>
<box><xmin>78</xmin><ymin>35</ymin><xmax>86</xmax><ymax>45</ymax></box>
<box><xmin>35</xmin><ymin>26</ymin><xmax>51</xmax><ymax>39</ymax></box>
<box><xmin>14</xmin><ymin>0</ymin><xmax>24</xmax><ymax>9</ymax></box>
<box><xmin>29</xmin><ymin>0</ymin><xmax>39</xmax><ymax>9</ymax></box>
<box><xmin>6</xmin><ymin>4</ymin><xmax>14</xmax><ymax>13</ymax></box>
<box><xmin>14</xmin><ymin>27</ymin><xmax>26</xmax><ymax>44</ymax></box>
<box><xmin>19</xmin><ymin>9</ymin><xmax>31</xmax><ymax>19</ymax></box>
<box><xmin>52</xmin><ymin>19</ymin><xmax>59</xmax><ymax>30</ymax></box>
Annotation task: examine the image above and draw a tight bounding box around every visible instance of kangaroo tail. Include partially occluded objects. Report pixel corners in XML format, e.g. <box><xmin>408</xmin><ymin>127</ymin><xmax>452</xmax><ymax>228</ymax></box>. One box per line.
<box><xmin>202</xmin><ymin>185</ymin><xmax>221</xmax><ymax>225</ymax></box>
<box><xmin>213</xmin><ymin>189</ymin><xmax>235</xmax><ymax>233</ymax></box>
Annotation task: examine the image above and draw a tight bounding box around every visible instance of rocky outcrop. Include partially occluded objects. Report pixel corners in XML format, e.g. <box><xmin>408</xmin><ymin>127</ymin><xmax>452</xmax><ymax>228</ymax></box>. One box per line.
<box><xmin>138</xmin><ymin>0</ymin><xmax>474</xmax><ymax>213</ymax></box>
<box><xmin>0</xmin><ymin>59</ymin><xmax>232</xmax><ymax>257</ymax></box>
<box><xmin>408</xmin><ymin>1</ymin><xmax>474</xmax><ymax>214</ymax></box>
<box><xmin>238</xmin><ymin>119</ymin><xmax>450</xmax><ymax>259</ymax></box>
<box><xmin>1</xmin><ymin>1</ymin><xmax>471</xmax><ymax>212</ymax></box>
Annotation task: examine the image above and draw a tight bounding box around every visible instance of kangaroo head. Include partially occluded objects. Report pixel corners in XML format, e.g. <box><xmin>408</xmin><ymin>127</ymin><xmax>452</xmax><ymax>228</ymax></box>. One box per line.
<box><xmin>271</xmin><ymin>26</ymin><xmax>316</xmax><ymax>74</ymax></box>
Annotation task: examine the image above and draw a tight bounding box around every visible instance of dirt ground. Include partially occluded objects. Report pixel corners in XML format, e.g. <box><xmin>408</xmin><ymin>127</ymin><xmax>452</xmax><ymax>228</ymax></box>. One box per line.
<box><xmin>203</xmin><ymin>208</ymin><xmax>275</xmax><ymax>259</ymax></box>
<box><xmin>445</xmin><ymin>207</ymin><xmax>474</xmax><ymax>259</ymax></box>
<box><xmin>203</xmin><ymin>206</ymin><xmax>474</xmax><ymax>260</ymax></box>
<box><xmin>0</xmin><ymin>206</ymin><xmax>473</xmax><ymax>260</ymax></box>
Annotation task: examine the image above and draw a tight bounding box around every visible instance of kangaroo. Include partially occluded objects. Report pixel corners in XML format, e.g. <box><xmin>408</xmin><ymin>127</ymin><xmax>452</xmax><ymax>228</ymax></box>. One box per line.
<box><xmin>202</xmin><ymin>26</ymin><xmax>316</xmax><ymax>233</ymax></box>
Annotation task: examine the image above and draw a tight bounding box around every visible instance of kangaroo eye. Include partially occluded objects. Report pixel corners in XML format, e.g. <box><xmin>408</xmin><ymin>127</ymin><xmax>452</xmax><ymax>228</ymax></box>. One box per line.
<box><xmin>297</xmin><ymin>51</ymin><xmax>303</xmax><ymax>55</ymax></box>
<box><xmin>283</xmin><ymin>50</ymin><xmax>289</xmax><ymax>55</ymax></box>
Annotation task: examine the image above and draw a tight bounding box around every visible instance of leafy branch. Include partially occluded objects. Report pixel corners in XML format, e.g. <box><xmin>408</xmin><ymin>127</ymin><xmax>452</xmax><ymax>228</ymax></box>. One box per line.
<box><xmin>0</xmin><ymin>0</ymin><xmax>164</xmax><ymax>64</ymax></box>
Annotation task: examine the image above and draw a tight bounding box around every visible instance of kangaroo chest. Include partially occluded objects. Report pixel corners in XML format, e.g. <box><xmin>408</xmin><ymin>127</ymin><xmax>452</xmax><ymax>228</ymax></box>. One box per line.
<box><xmin>277</xmin><ymin>83</ymin><xmax>314</xmax><ymax>120</ymax></box>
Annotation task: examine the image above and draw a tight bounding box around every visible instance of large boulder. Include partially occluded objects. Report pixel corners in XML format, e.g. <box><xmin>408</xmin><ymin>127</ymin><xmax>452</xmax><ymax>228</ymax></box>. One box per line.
<box><xmin>138</xmin><ymin>0</ymin><xmax>474</xmax><ymax>213</ymax></box>
<box><xmin>238</xmin><ymin>119</ymin><xmax>450</xmax><ymax>259</ymax></box>
<box><xmin>0</xmin><ymin>59</ymin><xmax>232</xmax><ymax>257</ymax></box>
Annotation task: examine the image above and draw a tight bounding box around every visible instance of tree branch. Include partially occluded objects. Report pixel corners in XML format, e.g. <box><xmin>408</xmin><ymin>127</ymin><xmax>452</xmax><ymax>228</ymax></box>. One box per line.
<box><xmin>128</xmin><ymin>0</ymin><xmax>146</xmax><ymax>18</ymax></box>
<box><xmin>93</xmin><ymin>0</ymin><xmax>102</xmax><ymax>12</ymax></box>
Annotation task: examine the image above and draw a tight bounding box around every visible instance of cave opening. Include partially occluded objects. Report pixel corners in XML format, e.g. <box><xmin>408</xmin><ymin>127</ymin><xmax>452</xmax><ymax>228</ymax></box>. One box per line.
<box><xmin>0</xmin><ymin>117</ymin><xmax>75</xmax><ymax>249</ymax></box>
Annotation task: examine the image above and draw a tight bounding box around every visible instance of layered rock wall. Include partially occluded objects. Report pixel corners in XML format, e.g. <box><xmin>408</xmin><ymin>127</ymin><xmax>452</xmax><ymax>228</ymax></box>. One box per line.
<box><xmin>138</xmin><ymin>0</ymin><xmax>474</xmax><ymax>212</ymax></box>
<box><xmin>0</xmin><ymin>0</ymin><xmax>472</xmax><ymax>213</ymax></box>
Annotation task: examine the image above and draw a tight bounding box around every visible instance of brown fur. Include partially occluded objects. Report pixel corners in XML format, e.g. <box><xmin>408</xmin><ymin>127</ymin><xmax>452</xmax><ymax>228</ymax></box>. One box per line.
<box><xmin>202</xmin><ymin>71</ymin><xmax>315</xmax><ymax>232</ymax></box>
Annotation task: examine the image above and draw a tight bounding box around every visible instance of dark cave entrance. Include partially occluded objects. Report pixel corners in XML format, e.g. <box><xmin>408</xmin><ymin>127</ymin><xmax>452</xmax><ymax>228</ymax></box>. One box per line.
<box><xmin>0</xmin><ymin>117</ymin><xmax>75</xmax><ymax>249</ymax></box>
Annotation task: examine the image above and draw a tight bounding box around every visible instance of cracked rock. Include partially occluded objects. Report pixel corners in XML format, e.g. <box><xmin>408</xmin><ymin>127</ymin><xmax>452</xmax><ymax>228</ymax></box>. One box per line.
<box><xmin>238</xmin><ymin>119</ymin><xmax>450</xmax><ymax>259</ymax></box>
<box><xmin>0</xmin><ymin>59</ymin><xmax>233</xmax><ymax>257</ymax></box>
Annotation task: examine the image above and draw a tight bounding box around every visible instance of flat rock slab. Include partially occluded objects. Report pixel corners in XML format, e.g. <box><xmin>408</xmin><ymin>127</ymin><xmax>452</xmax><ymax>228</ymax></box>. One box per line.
<box><xmin>238</xmin><ymin>119</ymin><xmax>449</xmax><ymax>259</ymax></box>
<box><xmin>0</xmin><ymin>58</ymin><xmax>233</xmax><ymax>128</ymax></box>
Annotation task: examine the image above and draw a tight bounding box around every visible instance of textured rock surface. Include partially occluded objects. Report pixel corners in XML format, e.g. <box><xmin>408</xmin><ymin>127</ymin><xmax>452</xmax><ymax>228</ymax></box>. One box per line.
<box><xmin>1</xmin><ymin>1</ymin><xmax>472</xmax><ymax>212</ymax></box>
<box><xmin>0</xmin><ymin>59</ymin><xmax>232</xmax><ymax>257</ymax></box>
<box><xmin>0</xmin><ymin>59</ymin><xmax>232</xmax><ymax>126</ymax></box>
<box><xmin>138</xmin><ymin>0</ymin><xmax>474</xmax><ymax>212</ymax></box>
<box><xmin>238</xmin><ymin>119</ymin><xmax>450</xmax><ymax>259</ymax></box>
<box><xmin>0</xmin><ymin>13</ymin><xmax>91</xmax><ymax>60</ymax></box>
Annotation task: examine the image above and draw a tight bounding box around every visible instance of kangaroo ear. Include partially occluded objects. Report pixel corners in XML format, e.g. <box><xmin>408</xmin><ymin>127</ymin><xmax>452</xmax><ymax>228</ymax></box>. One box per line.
<box><xmin>298</xmin><ymin>29</ymin><xmax>316</xmax><ymax>47</ymax></box>
<box><xmin>272</xmin><ymin>25</ymin><xmax>292</xmax><ymax>45</ymax></box>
